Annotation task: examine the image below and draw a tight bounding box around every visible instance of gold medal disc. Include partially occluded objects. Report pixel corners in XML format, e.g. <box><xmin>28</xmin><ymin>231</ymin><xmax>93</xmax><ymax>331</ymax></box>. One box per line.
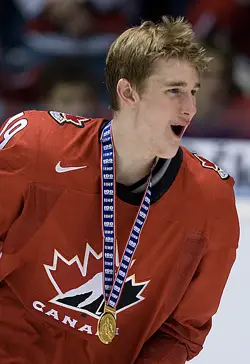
<box><xmin>97</xmin><ymin>308</ymin><xmax>116</xmax><ymax>344</ymax></box>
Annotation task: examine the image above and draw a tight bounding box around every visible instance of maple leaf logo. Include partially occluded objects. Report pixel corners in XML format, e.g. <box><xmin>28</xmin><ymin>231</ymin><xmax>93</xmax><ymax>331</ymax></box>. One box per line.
<box><xmin>44</xmin><ymin>244</ymin><xmax>150</xmax><ymax>320</ymax></box>
<box><xmin>49</xmin><ymin>111</ymin><xmax>90</xmax><ymax>128</ymax></box>
<box><xmin>193</xmin><ymin>153</ymin><xmax>229</xmax><ymax>180</ymax></box>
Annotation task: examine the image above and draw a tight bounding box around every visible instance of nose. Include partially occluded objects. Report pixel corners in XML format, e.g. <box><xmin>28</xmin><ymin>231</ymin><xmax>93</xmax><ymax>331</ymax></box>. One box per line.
<box><xmin>181</xmin><ymin>94</ymin><xmax>197</xmax><ymax>119</ymax></box>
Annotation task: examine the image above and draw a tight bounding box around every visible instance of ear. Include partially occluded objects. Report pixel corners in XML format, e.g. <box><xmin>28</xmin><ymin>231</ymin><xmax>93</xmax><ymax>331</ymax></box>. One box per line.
<box><xmin>116</xmin><ymin>78</ymin><xmax>139</xmax><ymax>108</ymax></box>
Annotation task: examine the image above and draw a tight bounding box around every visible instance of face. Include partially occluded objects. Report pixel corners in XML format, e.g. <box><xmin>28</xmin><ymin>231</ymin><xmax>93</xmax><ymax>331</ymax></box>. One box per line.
<box><xmin>134</xmin><ymin>58</ymin><xmax>199</xmax><ymax>159</ymax></box>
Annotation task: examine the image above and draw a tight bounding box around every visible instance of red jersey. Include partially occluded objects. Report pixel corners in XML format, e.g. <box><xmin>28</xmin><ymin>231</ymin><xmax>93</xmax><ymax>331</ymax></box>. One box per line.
<box><xmin>0</xmin><ymin>110</ymin><xmax>239</xmax><ymax>364</ymax></box>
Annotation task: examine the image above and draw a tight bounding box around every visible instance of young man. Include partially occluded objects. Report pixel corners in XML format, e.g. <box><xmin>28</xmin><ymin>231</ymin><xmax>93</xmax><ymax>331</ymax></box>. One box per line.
<box><xmin>0</xmin><ymin>17</ymin><xmax>239</xmax><ymax>364</ymax></box>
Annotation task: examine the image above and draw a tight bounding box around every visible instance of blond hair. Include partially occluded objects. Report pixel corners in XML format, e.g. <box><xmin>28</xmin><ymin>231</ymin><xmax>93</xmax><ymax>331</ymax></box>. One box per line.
<box><xmin>105</xmin><ymin>16</ymin><xmax>210</xmax><ymax>111</ymax></box>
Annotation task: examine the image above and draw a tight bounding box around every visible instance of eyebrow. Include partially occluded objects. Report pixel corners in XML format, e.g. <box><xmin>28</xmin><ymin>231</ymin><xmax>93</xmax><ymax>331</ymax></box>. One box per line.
<box><xmin>164</xmin><ymin>81</ymin><xmax>201</xmax><ymax>88</ymax></box>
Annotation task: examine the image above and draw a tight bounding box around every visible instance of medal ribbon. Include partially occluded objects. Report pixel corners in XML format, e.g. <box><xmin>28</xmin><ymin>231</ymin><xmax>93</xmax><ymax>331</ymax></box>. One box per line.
<box><xmin>101</xmin><ymin>121</ymin><xmax>153</xmax><ymax>311</ymax></box>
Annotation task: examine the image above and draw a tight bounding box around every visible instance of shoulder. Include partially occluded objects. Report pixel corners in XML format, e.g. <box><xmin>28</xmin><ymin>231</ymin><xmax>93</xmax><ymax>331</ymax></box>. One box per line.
<box><xmin>182</xmin><ymin>146</ymin><xmax>234</xmax><ymax>197</ymax></box>
<box><xmin>0</xmin><ymin>109</ymin><xmax>104</xmax><ymax>151</ymax></box>
<box><xmin>0</xmin><ymin>110</ymin><xmax>105</xmax><ymax>186</ymax></box>
<box><xmin>181</xmin><ymin>147</ymin><xmax>239</xmax><ymax>246</ymax></box>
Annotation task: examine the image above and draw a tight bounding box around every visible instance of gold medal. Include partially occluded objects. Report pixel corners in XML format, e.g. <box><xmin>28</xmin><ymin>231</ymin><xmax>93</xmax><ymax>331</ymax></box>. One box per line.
<box><xmin>97</xmin><ymin>305</ymin><xmax>116</xmax><ymax>344</ymax></box>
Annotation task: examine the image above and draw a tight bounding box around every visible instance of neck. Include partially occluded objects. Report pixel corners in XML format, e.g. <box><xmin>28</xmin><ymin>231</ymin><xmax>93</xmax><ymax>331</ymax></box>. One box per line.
<box><xmin>111</xmin><ymin>115</ymin><xmax>156</xmax><ymax>186</ymax></box>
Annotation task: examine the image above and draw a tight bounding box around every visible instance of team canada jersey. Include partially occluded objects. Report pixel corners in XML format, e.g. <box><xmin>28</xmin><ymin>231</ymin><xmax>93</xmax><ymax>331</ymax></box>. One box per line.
<box><xmin>0</xmin><ymin>111</ymin><xmax>239</xmax><ymax>364</ymax></box>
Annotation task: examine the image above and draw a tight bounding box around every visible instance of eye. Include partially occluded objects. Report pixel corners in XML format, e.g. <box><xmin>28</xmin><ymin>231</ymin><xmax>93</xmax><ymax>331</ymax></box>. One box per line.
<box><xmin>191</xmin><ymin>89</ymin><xmax>198</xmax><ymax>96</ymax></box>
<box><xmin>168</xmin><ymin>88</ymin><xmax>180</xmax><ymax>94</ymax></box>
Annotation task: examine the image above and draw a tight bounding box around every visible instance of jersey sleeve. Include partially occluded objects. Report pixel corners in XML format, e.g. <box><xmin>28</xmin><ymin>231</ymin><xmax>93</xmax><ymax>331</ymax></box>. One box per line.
<box><xmin>0</xmin><ymin>111</ymin><xmax>44</xmax><ymax>242</ymax></box>
<box><xmin>136</xmin><ymin>181</ymin><xmax>239</xmax><ymax>363</ymax></box>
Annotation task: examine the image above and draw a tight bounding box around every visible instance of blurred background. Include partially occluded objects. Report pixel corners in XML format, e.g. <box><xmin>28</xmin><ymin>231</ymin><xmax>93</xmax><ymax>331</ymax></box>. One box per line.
<box><xmin>1</xmin><ymin>0</ymin><xmax>249</xmax><ymax>194</ymax></box>
<box><xmin>0</xmin><ymin>1</ymin><xmax>249</xmax><ymax>363</ymax></box>
<box><xmin>1</xmin><ymin>0</ymin><xmax>250</xmax><ymax>138</ymax></box>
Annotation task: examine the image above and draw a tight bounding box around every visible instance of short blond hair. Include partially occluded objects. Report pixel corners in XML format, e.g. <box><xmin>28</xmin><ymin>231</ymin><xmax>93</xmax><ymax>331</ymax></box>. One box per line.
<box><xmin>105</xmin><ymin>16</ymin><xmax>210</xmax><ymax>111</ymax></box>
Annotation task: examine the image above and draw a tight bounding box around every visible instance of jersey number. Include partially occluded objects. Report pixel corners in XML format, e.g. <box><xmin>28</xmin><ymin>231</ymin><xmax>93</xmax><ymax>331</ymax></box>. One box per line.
<box><xmin>0</xmin><ymin>112</ymin><xmax>28</xmax><ymax>149</ymax></box>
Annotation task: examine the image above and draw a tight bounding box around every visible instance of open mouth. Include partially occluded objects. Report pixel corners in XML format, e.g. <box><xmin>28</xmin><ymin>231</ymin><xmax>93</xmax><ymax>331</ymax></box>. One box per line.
<box><xmin>170</xmin><ymin>125</ymin><xmax>184</xmax><ymax>137</ymax></box>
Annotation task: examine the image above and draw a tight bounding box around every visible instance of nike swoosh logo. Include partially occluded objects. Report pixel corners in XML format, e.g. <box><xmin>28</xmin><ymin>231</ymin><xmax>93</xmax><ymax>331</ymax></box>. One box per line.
<box><xmin>55</xmin><ymin>161</ymin><xmax>87</xmax><ymax>173</ymax></box>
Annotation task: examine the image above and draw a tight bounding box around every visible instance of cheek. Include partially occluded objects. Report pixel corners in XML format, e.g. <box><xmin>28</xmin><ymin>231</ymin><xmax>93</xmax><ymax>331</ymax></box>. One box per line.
<box><xmin>138</xmin><ymin>95</ymin><xmax>173</xmax><ymax>128</ymax></box>
<box><xmin>146</xmin><ymin>98</ymin><xmax>169</xmax><ymax>115</ymax></box>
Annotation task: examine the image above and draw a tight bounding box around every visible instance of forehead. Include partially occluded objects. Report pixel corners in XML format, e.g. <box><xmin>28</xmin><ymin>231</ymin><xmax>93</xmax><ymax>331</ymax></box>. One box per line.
<box><xmin>148</xmin><ymin>58</ymin><xmax>199</xmax><ymax>87</ymax></box>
